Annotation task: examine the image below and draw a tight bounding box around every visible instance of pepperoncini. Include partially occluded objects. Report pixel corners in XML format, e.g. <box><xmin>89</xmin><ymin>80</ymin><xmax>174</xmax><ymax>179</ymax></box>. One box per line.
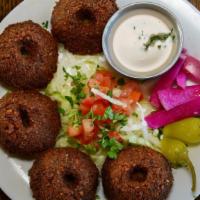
<box><xmin>161</xmin><ymin>138</ymin><xmax>196</xmax><ymax>192</ymax></box>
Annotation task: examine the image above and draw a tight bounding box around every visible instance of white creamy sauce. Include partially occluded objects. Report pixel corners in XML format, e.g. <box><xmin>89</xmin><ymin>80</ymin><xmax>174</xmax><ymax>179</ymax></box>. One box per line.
<box><xmin>113</xmin><ymin>9</ymin><xmax>176</xmax><ymax>72</ymax></box>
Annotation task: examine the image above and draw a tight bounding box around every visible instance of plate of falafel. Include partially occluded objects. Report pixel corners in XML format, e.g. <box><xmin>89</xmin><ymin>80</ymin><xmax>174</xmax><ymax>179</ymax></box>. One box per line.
<box><xmin>0</xmin><ymin>0</ymin><xmax>200</xmax><ymax>200</ymax></box>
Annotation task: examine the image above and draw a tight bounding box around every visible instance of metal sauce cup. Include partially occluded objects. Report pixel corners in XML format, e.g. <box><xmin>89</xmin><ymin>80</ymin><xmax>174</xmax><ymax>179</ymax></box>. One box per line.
<box><xmin>102</xmin><ymin>2</ymin><xmax>183</xmax><ymax>79</ymax></box>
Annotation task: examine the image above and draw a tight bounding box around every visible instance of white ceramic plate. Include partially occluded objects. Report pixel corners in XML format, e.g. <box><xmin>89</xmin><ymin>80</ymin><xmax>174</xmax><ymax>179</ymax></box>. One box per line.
<box><xmin>0</xmin><ymin>0</ymin><xmax>200</xmax><ymax>199</ymax></box>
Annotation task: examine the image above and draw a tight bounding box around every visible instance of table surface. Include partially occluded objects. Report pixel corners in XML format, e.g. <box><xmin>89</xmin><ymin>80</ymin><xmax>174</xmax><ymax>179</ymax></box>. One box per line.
<box><xmin>0</xmin><ymin>0</ymin><xmax>200</xmax><ymax>200</ymax></box>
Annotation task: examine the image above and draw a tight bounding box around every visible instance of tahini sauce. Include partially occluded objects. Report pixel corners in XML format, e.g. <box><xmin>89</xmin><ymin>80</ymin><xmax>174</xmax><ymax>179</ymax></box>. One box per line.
<box><xmin>113</xmin><ymin>9</ymin><xmax>176</xmax><ymax>72</ymax></box>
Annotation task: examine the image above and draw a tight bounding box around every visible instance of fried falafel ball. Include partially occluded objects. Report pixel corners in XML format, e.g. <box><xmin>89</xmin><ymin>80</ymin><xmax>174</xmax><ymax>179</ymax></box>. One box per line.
<box><xmin>29</xmin><ymin>148</ymin><xmax>99</xmax><ymax>200</ymax></box>
<box><xmin>51</xmin><ymin>0</ymin><xmax>118</xmax><ymax>54</ymax></box>
<box><xmin>0</xmin><ymin>90</ymin><xmax>61</xmax><ymax>157</ymax></box>
<box><xmin>102</xmin><ymin>146</ymin><xmax>173</xmax><ymax>200</ymax></box>
<box><xmin>0</xmin><ymin>21</ymin><xmax>58</xmax><ymax>89</ymax></box>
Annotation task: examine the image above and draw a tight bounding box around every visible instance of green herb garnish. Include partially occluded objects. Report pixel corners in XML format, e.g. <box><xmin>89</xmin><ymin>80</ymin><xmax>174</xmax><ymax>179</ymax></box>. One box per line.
<box><xmin>157</xmin><ymin>45</ymin><xmax>161</xmax><ymax>49</ymax></box>
<box><xmin>107</xmin><ymin>90</ymin><xmax>113</xmax><ymax>97</ymax></box>
<box><xmin>58</xmin><ymin>107</ymin><xmax>65</xmax><ymax>115</ymax></box>
<box><xmin>84</xmin><ymin>144</ymin><xmax>98</xmax><ymax>154</ymax></box>
<box><xmin>73</xmin><ymin>65</ymin><xmax>81</xmax><ymax>70</ymax></box>
<box><xmin>96</xmin><ymin>195</ymin><xmax>101</xmax><ymax>200</ymax></box>
<box><xmin>99</xmin><ymin>128</ymin><xmax>123</xmax><ymax>159</ymax></box>
<box><xmin>132</xmin><ymin>112</ymin><xmax>138</xmax><ymax>117</ymax></box>
<box><xmin>65</xmin><ymin>96</ymin><xmax>74</xmax><ymax>108</ymax></box>
<box><xmin>42</xmin><ymin>21</ymin><xmax>49</xmax><ymax>29</ymax></box>
<box><xmin>117</xmin><ymin>78</ymin><xmax>125</xmax><ymax>86</ymax></box>
<box><xmin>63</xmin><ymin>67</ymin><xmax>87</xmax><ymax>102</ymax></box>
<box><xmin>144</xmin><ymin>28</ymin><xmax>174</xmax><ymax>50</ymax></box>
<box><xmin>103</xmin><ymin>106</ymin><xmax>127</xmax><ymax>126</ymax></box>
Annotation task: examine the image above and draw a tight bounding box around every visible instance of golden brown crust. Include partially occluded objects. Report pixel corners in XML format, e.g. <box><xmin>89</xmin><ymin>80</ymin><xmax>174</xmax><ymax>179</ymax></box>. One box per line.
<box><xmin>0</xmin><ymin>90</ymin><xmax>61</xmax><ymax>157</ymax></box>
<box><xmin>29</xmin><ymin>148</ymin><xmax>99</xmax><ymax>200</ymax></box>
<box><xmin>51</xmin><ymin>0</ymin><xmax>118</xmax><ymax>55</ymax></box>
<box><xmin>0</xmin><ymin>20</ymin><xmax>58</xmax><ymax>89</ymax></box>
<box><xmin>102</xmin><ymin>147</ymin><xmax>173</xmax><ymax>200</ymax></box>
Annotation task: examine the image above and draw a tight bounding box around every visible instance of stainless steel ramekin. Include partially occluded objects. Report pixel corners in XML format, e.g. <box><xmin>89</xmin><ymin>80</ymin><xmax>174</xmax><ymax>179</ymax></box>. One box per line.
<box><xmin>102</xmin><ymin>2</ymin><xmax>183</xmax><ymax>79</ymax></box>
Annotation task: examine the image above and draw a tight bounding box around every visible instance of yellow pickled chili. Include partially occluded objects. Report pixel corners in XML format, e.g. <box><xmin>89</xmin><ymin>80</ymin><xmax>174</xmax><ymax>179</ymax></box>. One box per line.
<box><xmin>163</xmin><ymin>118</ymin><xmax>200</xmax><ymax>145</ymax></box>
<box><xmin>161</xmin><ymin>138</ymin><xmax>196</xmax><ymax>192</ymax></box>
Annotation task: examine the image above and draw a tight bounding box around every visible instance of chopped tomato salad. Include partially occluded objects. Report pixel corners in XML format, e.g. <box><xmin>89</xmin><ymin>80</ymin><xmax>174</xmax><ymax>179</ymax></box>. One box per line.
<box><xmin>66</xmin><ymin>69</ymin><xmax>142</xmax><ymax>147</ymax></box>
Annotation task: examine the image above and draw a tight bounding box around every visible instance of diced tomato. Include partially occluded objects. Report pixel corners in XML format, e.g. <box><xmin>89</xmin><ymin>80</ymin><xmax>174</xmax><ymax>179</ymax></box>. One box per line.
<box><xmin>67</xmin><ymin>125</ymin><xmax>83</xmax><ymax>137</ymax></box>
<box><xmin>88</xmin><ymin>79</ymin><xmax>100</xmax><ymax>88</ymax></box>
<box><xmin>81</xmin><ymin>96</ymin><xmax>96</xmax><ymax>107</ymax></box>
<box><xmin>112</xmin><ymin>98</ymin><xmax>135</xmax><ymax>115</ymax></box>
<box><xmin>96</xmin><ymin>70</ymin><xmax>113</xmax><ymax>79</ymax></box>
<box><xmin>80</xmin><ymin>131</ymin><xmax>96</xmax><ymax>144</ymax></box>
<box><xmin>130</xmin><ymin>90</ymin><xmax>142</xmax><ymax>102</ymax></box>
<box><xmin>94</xmin><ymin>119</ymin><xmax>112</xmax><ymax>127</ymax></box>
<box><xmin>82</xmin><ymin>119</ymin><xmax>94</xmax><ymax>133</ymax></box>
<box><xmin>80</xmin><ymin>104</ymin><xmax>90</xmax><ymax>115</ymax></box>
<box><xmin>91</xmin><ymin>102</ymin><xmax>108</xmax><ymax>116</ymax></box>
<box><xmin>88</xmin><ymin>70</ymin><xmax>115</xmax><ymax>91</ymax></box>
<box><xmin>120</xmin><ymin>80</ymin><xmax>141</xmax><ymax>98</ymax></box>
<box><xmin>109</xmin><ymin>131</ymin><xmax>122</xmax><ymax>142</ymax></box>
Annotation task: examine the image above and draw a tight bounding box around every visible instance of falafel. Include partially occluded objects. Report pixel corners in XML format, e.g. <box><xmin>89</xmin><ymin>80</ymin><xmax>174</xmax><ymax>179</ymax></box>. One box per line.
<box><xmin>102</xmin><ymin>146</ymin><xmax>173</xmax><ymax>200</ymax></box>
<box><xmin>0</xmin><ymin>20</ymin><xmax>58</xmax><ymax>89</ymax></box>
<box><xmin>51</xmin><ymin>0</ymin><xmax>118</xmax><ymax>55</ymax></box>
<box><xmin>29</xmin><ymin>148</ymin><xmax>99</xmax><ymax>200</ymax></box>
<box><xmin>0</xmin><ymin>90</ymin><xmax>61</xmax><ymax>157</ymax></box>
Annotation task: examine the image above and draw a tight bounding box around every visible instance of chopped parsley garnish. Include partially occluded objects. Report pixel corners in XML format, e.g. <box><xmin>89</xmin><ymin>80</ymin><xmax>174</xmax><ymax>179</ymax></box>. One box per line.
<box><xmin>144</xmin><ymin>28</ymin><xmax>174</xmax><ymax>50</ymax></box>
<box><xmin>157</xmin><ymin>45</ymin><xmax>161</xmax><ymax>49</ymax></box>
<box><xmin>103</xmin><ymin>106</ymin><xmax>128</xmax><ymax>126</ymax></box>
<box><xmin>73</xmin><ymin>65</ymin><xmax>81</xmax><ymax>70</ymax></box>
<box><xmin>84</xmin><ymin>144</ymin><xmax>97</xmax><ymax>154</ymax></box>
<box><xmin>67</xmin><ymin>137</ymin><xmax>81</xmax><ymax>148</ymax></box>
<box><xmin>58</xmin><ymin>107</ymin><xmax>65</xmax><ymax>115</ymax></box>
<box><xmin>67</xmin><ymin>109</ymin><xmax>82</xmax><ymax>126</ymax></box>
<box><xmin>107</xmin><ymin>90</ymin><xmax>113</xmax><ymax>97</ymax></box>
<box><xmin>132</xmin><ymin>112</ymin><xmax>138</xmax><ymax>117</ymax></box>
<box><xmin>63</xmin><ymin>67</ymin><xmax>87</xmax><ymax>102</ymax></box>
<box><xmin>42</xmin><ymin>20</ymin><xmax>49</xmax><ymax>29</ymax></box>
<box><xmin>117</xmin><ymin>78</ymin><xmax>125</xmax><ymax>85</ymax></box>
<box><xmin>65</xmin><ymin>96</ymin><xmax>74</xmax><ymax>108</ymax></box>
<box><xmin>96</xmin><ymin>195</ymin><xmax>101</xmax><ymax>200</ymax></box>
<box><xmin>99</xmin><ymin>128</ymin><xmax>123</xmax><ymax>159</ymax></box>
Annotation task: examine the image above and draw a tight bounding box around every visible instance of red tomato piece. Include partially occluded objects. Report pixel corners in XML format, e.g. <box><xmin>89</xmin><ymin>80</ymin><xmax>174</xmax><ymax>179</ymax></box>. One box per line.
<box><xmin>81</xmin><ymin>131</ymin><xmax>96</xmax><ymax>144</ymax></box>
<box><xmin>67</xmin><ymin>125</ymin><xmax>83</xmax><ymax>137</ymax></box>
<box><xmin>88</xmin><ymin>70</ymin><xmax>115</xmax><ymax>91</ymax></box>
<box><xmin>109</xmin><ymin>131</ymin><xmax>122</xmax><ymax>142</ymax></box>
<box><xmin>81</xmin><ymin>96</ymin><xmax>96</xmax><ymax>107</ymax></box>
<box><xmin>120</xmin><ymin>80</ymin><xmax>141</xmax><ymax>98</ymax></box>
<box><xmin>88</xmin><ymin>79</ymin><xmax>100</xmax><ymax>88</ymax></box>
<box><xmin>112</xmin><ymin>98</ymin><xmax>135</xmax><ymax>115</ymax></box>
<box><xmin>92</xmin><ymin>102</ymin><xmax>108</xmax><ymax>116</ymax></box>
<box><xmin>80</xmin><ymin>104</ymin><xmax>90</xmax><ymax>115</ymax></box>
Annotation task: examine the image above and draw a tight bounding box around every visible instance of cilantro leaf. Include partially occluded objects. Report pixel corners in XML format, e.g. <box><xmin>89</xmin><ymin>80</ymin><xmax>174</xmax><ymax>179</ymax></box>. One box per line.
<box><xmin>58</xmin><ymin>107</ymin><xmax>65</xmax><ymax>115</ymax></box>
<box><xmin>117</xmin><ymin>78</ymin><xmax>125</xmax><ymax>85</ymax></box>
<box><xmin>42</xmin><ymin>20</ymin><xmax>49</xmax><ymax>29</ymax></box>
<box><xmin>107</xmin><ymin>90</ymin><xmax>113</xmax><ymax>97</ymax></box>
<box><xmin>99</xmin><ymin>129</ymin><xmax>123</xmax><ymax>159</ymax></box>
<box><xmin>65</xmin><ymin>96</ymin><xmax>74</xmax><ymax>107</ymax></box>
<box><xmin>63</xmin><ymin>68</ymin><xmax>87</xmax><ymax>102</ymax></box>
<box><xmin>103</xmin><ymin>106</ymin><xmax>128</xmax><ymax>126</ymax></box>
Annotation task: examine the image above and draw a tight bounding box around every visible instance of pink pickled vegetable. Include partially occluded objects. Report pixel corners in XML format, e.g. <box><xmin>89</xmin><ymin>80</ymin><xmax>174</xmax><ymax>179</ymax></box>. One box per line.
<box><xmin>176</xmin><ymin>71</ymin><xmax>187</xmax><ymax>89</ymax></box>
<box><xmin>183</xmin><ymin>56</ymin><xmax>200</xmax><ymax>83</ymax></box>
<box><xmin>145</xmin><ymin>97</ymin><xmax>200</xmax><ymax>128</ymax></box>
<box><xmin>150</xmin><ymin>54</ymin><xmax>186</xmax><ymax>108</ymax></box>
<box><xmin>158</xmin><ymin>85</ymin><xmax>200</xmax><ymax>110</ymax></box>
